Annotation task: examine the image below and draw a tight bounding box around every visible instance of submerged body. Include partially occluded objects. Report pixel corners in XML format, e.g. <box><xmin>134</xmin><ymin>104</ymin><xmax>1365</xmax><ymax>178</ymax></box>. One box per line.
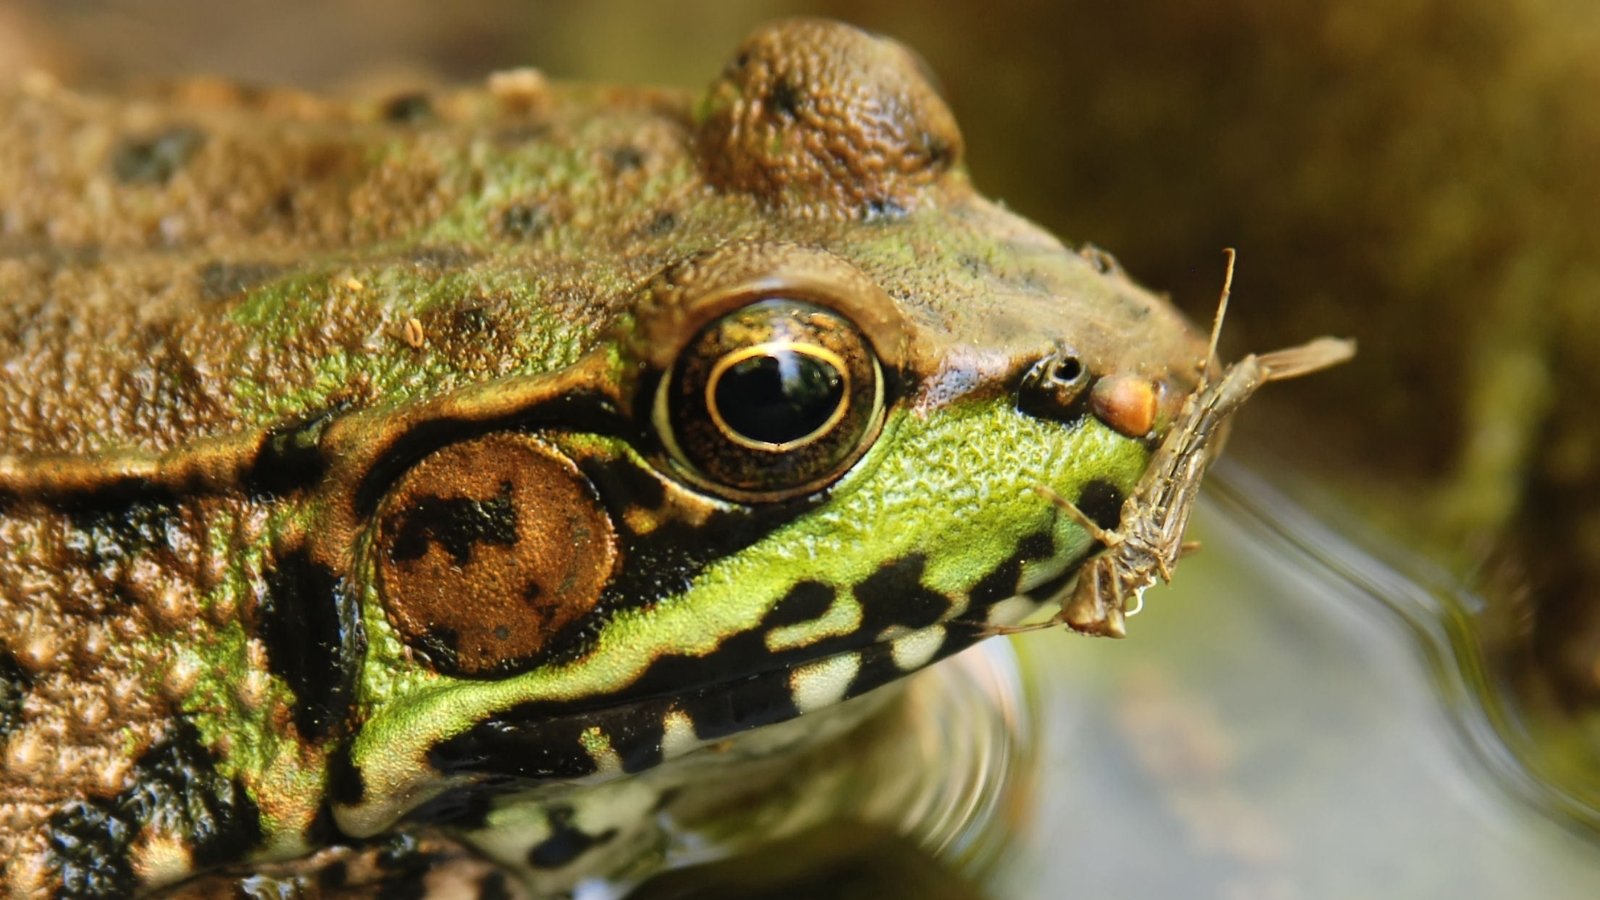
<box><xmin>0</xmin><ymin>19</ymin><xmax>1215</xmax><ymax>897</ymax></box>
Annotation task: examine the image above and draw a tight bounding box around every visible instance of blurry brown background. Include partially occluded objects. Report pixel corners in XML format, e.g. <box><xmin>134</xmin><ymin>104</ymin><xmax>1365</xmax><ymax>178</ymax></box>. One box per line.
<box><xmin>6</xmin><ymin>0</ymin><xmax>1597</xmax><ymax>789</ymax></box>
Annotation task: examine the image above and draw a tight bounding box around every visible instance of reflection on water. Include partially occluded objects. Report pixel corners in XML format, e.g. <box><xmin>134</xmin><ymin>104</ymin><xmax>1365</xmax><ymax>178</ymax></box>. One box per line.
<box><xmin>995</xmin><ymin>463</ymin><xmax>1600</xmax><ymax>899</ymax></box>
<box><xmin>616</xmin><ymin>623</ymin><xmax>1033</xmax><ymax>899</ymax></box>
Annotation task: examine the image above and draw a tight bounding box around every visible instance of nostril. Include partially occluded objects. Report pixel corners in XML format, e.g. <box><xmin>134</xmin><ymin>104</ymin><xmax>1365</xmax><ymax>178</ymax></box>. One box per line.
<box><xmin>1045</xmin><ymin>355</ymin><xmax>1083</xmax><ymax>386</ymax></box>
<box><xmin>1018</xmin><ymin>348</ymin><xmax>1090</xmax><ymax>423</ymax></box>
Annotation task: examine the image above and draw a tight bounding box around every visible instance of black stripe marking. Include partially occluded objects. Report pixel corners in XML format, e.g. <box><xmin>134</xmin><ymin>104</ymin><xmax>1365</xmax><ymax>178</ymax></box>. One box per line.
<box><xmin>526</xmin><ymin>805</ymin><xmax>619</xmax><ymax>870</ymax></box>
<box><xmin>46</xmin><ymin>718</ymin><xmax>262</xmax><ymax>895</ymax></box>
<box><xmin>968</xmin><ymin>531</ymin><xmax>1054</xmax><ymax>609</ymax></box>
<box><xmin>261</xmin><ymin>549</ymin><xmax>364</xmax><ymax>741</ymax></box>
<box><xmin>402</xmin><ymin>786</ymin><xmax>494</xmax><ymax>831</ymax></box>
<box><xmin>843</xmin><ymin>624</ymin><xmax>983</xmax><ymax>701</ymax></box>
<box><xmin>352</xmin><ymin>387</ymin><xmax>628</xmax><ymax>519</ymax></box>
<box><xmin>675</xmin><ymin>665</ymin><xmax>802</xmax><ymax>742</ymax></box>
<box><xmin>244</xmin><ymin>405</ymin><xmax>343</xmax><ymax>496</ymax></box>
<box><xmin>1076</xmin><ymin>479</ymin><xmax>1126</xmax><ymax>533</ymax></box>
<box><xmin>428</xmin><ymin>715</ymin><xmax>598</xmax><ymax>782</ymax></box>
<box><xmin>66</xmin><ymin>499</ymin><xmax>176</xmax><ymax>568</ymax></box>
<box><xmin>853</xmin><ymin>554</ymin><xmax>948</xmax><ymax>630</ymax></box>
<box><xmin>1</xmin><ymin>650</ymin><xmax>33</xmax><ymax>742</ymax></box>
<box><xmin>428</xmin><ymin>658</ymin><xmax>806</xmax><ymax>782</ymax></box>
<box><xmin>462</xmin><ymin>555</ymin><xmax>946</xmax><ymax>739</ymax></box>
<box><xmin>329</xmin><ymin>744</ymin><xmax>365</xmax><ymax>806</ymax></box>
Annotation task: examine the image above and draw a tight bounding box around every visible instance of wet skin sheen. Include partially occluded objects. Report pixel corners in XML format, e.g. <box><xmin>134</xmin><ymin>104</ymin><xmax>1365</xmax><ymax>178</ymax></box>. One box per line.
<box><xmin>0</xmin><ymin>18</ymin><xmax>1206</xmax><ymax>897</ymax></box>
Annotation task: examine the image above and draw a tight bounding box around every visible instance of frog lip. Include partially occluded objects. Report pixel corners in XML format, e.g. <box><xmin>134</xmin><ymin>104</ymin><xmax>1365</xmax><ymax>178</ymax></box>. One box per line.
<box><xmin>428</xmin><ymin>623</ymin><xmax>990</xmax><ymax>782</ymax></box>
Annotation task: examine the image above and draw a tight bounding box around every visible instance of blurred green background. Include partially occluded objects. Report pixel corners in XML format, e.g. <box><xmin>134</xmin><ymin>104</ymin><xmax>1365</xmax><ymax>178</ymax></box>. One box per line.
<box><xmin>7</xmin><ymin>0</ymin><xmax>1598</xmax><ymax>858</ymax></box>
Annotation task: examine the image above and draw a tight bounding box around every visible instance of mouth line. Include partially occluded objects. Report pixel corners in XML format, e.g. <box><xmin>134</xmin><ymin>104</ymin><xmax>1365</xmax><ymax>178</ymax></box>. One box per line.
<box><xmin>428</xmin><ymin>621</ymin><xmax>989</xmax><ymax>782</ymax></box>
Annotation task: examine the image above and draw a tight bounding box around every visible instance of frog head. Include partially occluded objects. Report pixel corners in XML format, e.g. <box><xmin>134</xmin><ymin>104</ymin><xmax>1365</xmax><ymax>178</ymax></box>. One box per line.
<box><xmin>316</xmin><ymin>19</ymin><xmax>1207</xmax><ymax>836</ymax></box>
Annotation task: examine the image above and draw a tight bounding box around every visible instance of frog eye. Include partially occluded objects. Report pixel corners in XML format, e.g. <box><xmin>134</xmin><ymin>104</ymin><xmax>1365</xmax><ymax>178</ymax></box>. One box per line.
<box><xmin>654</xmin><ymin>298</ymin><xmax>885</xmax><ymax>498</ymax></box>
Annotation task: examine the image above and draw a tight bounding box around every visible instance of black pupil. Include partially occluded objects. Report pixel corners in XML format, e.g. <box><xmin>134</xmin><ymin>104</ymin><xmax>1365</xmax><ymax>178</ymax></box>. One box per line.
<box><xmin>714</xmin><ymin>349</ymin><xmax>845</xmax><ymax>444</ymax></box>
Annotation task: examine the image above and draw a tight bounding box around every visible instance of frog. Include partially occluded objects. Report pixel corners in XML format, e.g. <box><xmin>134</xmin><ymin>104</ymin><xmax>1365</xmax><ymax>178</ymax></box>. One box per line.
<box><xmin>0</xmin><ymin>17</ymin><xmax>1217</xmax><ymax>897</ymax></box>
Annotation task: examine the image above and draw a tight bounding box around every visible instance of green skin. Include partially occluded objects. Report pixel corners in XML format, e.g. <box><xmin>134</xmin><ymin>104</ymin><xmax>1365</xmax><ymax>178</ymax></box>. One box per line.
<box><xmin>0</xmin><ymin>19</ymin><xmax>1205</xmax><ymax>897</ymax></box>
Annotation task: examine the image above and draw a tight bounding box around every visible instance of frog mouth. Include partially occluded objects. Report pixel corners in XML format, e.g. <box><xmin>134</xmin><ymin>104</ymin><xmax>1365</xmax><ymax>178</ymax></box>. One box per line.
<box><xmin>426</xmin><ymin>622</ymin><xmax>991</xmax><ymax>785</ymax></box>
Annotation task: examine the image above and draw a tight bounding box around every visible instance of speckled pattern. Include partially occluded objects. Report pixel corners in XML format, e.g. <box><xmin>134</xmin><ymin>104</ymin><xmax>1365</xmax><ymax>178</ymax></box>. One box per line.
<box><xmin>0</xmin><ymin>19</ymin><xmax>1213</xmax><ymax>896</ymax></box>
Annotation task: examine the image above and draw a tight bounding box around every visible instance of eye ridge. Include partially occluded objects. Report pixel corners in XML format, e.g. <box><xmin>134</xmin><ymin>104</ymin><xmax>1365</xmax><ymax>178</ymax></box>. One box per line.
<box><xmin>705</xmin><ymin>341</ymin><xmax>851</xmax><ymax>451</ymax></box>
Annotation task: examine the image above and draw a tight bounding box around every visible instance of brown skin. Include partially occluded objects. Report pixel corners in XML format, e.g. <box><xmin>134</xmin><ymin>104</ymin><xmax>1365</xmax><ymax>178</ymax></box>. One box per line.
<box><xmin>0</xmin><ymin>19</ymin><xmax>1208</xmax><ymax>893</ymax></box>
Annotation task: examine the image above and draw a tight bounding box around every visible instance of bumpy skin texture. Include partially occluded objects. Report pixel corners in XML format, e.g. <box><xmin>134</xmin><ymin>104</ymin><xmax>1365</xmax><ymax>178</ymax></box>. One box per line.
<box><xmin>0</xmin><ymin>19</ymin><xmax>1205</xmax><ymax>896</ymax></box>
<box><xmin>698</xmin><ymin>19</ymin><xmax>963</xmax><ymax>216</ymax></box>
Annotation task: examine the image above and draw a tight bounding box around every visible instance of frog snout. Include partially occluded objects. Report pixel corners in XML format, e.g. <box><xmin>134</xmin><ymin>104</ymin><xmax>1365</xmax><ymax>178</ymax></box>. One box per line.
<box><xmin>1016</xmin><ymin>348</ymin><xmax>1160</xmax><ymax>438</ymax></box>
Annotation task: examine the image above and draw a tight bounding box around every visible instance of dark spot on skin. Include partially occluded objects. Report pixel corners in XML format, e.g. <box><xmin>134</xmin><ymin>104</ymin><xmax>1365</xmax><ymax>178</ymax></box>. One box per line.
<box><xmin>863</xmin><ymin>197</ymin><xmax>908</xmax><ymax>220</ymax></box>
<box><xmin>643</xmin><ymin>210</ymin><xmax>677</xmax><ymax>237</ymax></box>
<box><xmin>608</xmin><ymin>145</ymin><xmax>646</xmax><ymax>172</ymax></box>
<box><xmin>329</xmin><ymin>745</ymin><xmax>365</xmax><ymax>806</ymax></box>
<box><xmin>968</xmin><ymin>531</ymin><xmax>1054</xmax><ymax>609</ymax></box>
<box><xmin>381</xmin><ymin>92</ymin><xmax>434</xmax><ymax>123</ymax></box>
<box><xmin>385</xmin><ymin>481</ymin><xmax>520</xmax><ymax>566</ymax></box>
<box><xmin>46</xmin><ymin>802</ymin><xmax>132</xmax><ymax>897</ymax></box>
<box><xmin>407</xmin><ymin>245</ymin><xmax>478</xmax><ymax>269</ymax></box>
<box><xmin>766</xmin><ymin>77</ymin><xmax>802</xmax><ymax>118</ymax></box>
<box><xmin>452</xmin><ymin>306</ymin><xmax>494</xmax><ymax>335</ymax></box>
<box><xmin>1</xmin><ymin>650</ymin><xmax>33</xmax><ymax>741</ymax></box>
<box><xmin>499</xmin><ymin>203</ymin><xmax>549</xmax><ymax>239</ymax></box>
<box><xmin>527</xmin><ymin>806</ymin><xmax>619</xmax><ymax>870</ymax></box>
<box><xmin>271</xmin><ymin>187</ymin><xmax>296</xmax><ymax>220</ymax></box>
<box><xmin>923</xmin><ymin>133</ymin><xmax>954</xmax><ymax>169</ymax></box>
<box><xmin>478</xmin><ymin>872</ymin><xmax>514</xmax><ymax>900</ymax></box>
<box><xmin>260</xmin><ymin>549</ymin><xmax>364</xmax><ymax>741</ymax></box>
<box><xmin>957</xmin><ymin>253</ymin><xmax>990</xmax><ymax>278</ymax></box>
<box><xmin>46</xmin><ymin>719</ymin><xmax>262</xmax><ymax>895</ymax></box>
<box><xmin>1076</xmin><ymin>479</ymin><xmax>1127</xmax><ymax>534</ymax></box>
<box><xmin>110</xmin><ymin>124</ymin><xmax>205</xmax><ymax>185</ymax></box>
<box><xmin>244</xmin><ymin>404</ymin><xmax>344</xmax><ymax>496</ymax></box>
<box><xmin>197</xmin><ymin>261</ymin><xmax>286</xmax><ymax>304</ymax></box>
<box><xmin>853</xmin><ymin>555</ymin><xmax>948</xmax><ymax>630</ymax></box>
<box><xmin>65</xmin><ymin>500</ymin><xmax>176</xmax><ymax>568</ymax></box>
<box><xmin>761</xmin><ymin>581</ymin><xmax>836</xmax><ymax>628</ymax></box>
